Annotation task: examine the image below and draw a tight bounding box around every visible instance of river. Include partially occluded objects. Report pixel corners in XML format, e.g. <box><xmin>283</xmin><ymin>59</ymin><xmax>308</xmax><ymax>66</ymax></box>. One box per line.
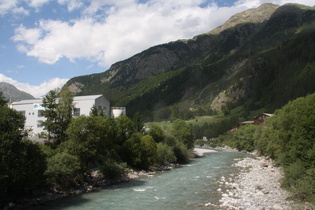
<box><xmin>31</xmin><ymin>149</ymin><xmax>249</xmax><ymax>210</ymax></box>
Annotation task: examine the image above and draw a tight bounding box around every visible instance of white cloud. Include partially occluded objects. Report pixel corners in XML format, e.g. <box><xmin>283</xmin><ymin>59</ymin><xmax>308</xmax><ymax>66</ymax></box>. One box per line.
<box><xmin>0</xmin><ymin>0</ymin><xmax>28</xmax><ymax>15</ymax></box>
<box><xmin>0</xmin><ymin>0</ymin><xmax>51</xmax><ymax>15</ymax></box>
<box><xmin>12</xmin><ymin>0</ymin><xmax>244</xmax><ymax>67</ymax></box>
<box><xmin>57</xmin><ymin>0</ymin><xmax>83</xmax><ymax>12</ymax></box>
<box><xmin>11</xmin><ymin>0</ymin><xmax>315</xmax><ymax>68</ymax></box>
<box><xmin>0</xmin><ymin>74</ymin><xmax>68</xmax><ymax>98</ymax></box>
<box><xmin>27</xmin><ymin>0</ymin><xmax>50</xmax><ymax>8</ymax></box>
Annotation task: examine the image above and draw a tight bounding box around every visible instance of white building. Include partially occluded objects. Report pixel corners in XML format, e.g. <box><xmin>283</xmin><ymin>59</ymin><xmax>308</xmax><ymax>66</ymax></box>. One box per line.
<box><xmin>111</xmin><ymin>107</ymin><xmax>126</xmax><ymax>118</ymax></box>
<box><xmin>11</xmin><ymin>94</ymin><xmax>113</xmax><ymax>135</ymax></box>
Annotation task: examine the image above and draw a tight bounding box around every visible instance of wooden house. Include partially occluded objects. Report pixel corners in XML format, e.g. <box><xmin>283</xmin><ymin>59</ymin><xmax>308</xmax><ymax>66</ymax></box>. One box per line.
<box><xmin>254</xmin><ymin>113</ymin><xmax>273</xmax><ymax>125</ymax></box>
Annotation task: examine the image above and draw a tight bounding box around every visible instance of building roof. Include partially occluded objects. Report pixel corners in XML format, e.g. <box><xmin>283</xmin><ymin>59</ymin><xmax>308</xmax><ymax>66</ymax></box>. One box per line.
<box><xmin>12</xmin><ymin>94</ymin><xmax>104</xmax><ymax>105</ymax></box>
<box><xmin>73</xmin><ymin>95</ymin><xmax>103</xmax><ymax>101</ymax></box>
<box><xmin>254</xmin><ymin>113</ymin><xmax>274</xmax><ymax>119</ymax></box>
<box><xmin>12</xmin><ymin>98</ymin><xmax>43</xmax><ymax>105</ymax></box>
<box><xmin>262</xmin><ymin>113</ymin><xmax>273</xmax><ymax>117</ymax></box>
<box><xmin>239</xmin><ymin>121</ymin><xmax>254</xmax><ymax>125</ymax></box>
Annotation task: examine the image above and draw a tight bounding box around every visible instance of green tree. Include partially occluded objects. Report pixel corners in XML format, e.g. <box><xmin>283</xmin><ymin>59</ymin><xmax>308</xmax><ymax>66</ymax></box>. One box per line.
<box><xmin>155</xmin><ymin>143</ymin><xmax>176</xmax><ymax>165</ymax></box>
<box><xmin>255</xmin><ymin>93</ymin><xmax>315</xmax><ymax>201</ymax></box>
<box><xmin>115</xmin><ymin>115</ymin><xmax>135</xmax><ymax>145</ymax></box>
<box><xmin>163</xmin><ymin>135</ymin><xmax>191</xmax><ymax>163</ymax></box>
<box><xmin>46</xmin><ymin>152</ymin><xmax>81</xmax><ymax>188</ymax></box>
<box><xmin>55</xmin><ymin>87</ymin><xmax>74</xmax><ymax>143</ymax></box>
<box><xmin>41</xmin><ymin>88</ymin><xmax>74</xmax><ymax>144</ymax></box>
<box><xmin>122</xmin><ymin>133</ymin><xmax>157</xmax><ymax>168</ymax></box>
<box><xmin>133</xmin><ymin>112</ymin><xmax>145</xmax><ymax>133</ymax></box>
<box><xmin>90</xmin><ymin>105</ymin><xmax>99</xmax><ymax>116</ymax></box>
<box><xmin>63</xmin><ymin>115</ymin><xmax>117</xmax><ymax>170</ymax></box>
<box><xmin>171</xmin><ymin>119</ymin><xmax>194</xmax><ymax>149</ymax></box>
<box><xmin>148</xmin><ymin>125</ymin><xmax>165</xmax><ymax>143</ymax></box>
<box><xmin>0</xmin><ymin>104</ymin><xmax>46</xmax><ymax>206</ymax></box>
<box><xmin>90</xmin><ymin>105</ymin><xmax>105</xmax><ymax>116</ymax></box>
<box><xmin>41</xmin><ymin>90</ymin><xmax>59</xmax><ymax>140</ymax></box>
<box><xmin>0</xmin><ymin>91</ymin><xmax>6</xmax><ymax>106</ymax></box>
<box><xmin>224</xmin><ymin>124</ymin><xmax>256</xmax><ymax>152</ymax></box>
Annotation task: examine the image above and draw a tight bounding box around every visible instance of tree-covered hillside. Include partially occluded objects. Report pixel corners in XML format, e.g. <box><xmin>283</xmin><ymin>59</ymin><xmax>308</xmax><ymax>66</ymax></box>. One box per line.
<box><xmin>216</xmin><ymin>93</ymin><xmax>315</xmax><ymax>202</ymax></box>
<box><xmin>65</xmin><ymin>3</ymin><xmax>315</xmax><ymax>121</ymax></box>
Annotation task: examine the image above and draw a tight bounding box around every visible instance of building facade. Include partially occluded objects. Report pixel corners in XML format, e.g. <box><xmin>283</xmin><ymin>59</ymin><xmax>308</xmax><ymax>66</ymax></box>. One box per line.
<box><xmin>10</xmin><ymin>94</ymin><xmax>112</xmax><ymax>135</ymax></box>
<box><xmin>111</xmin><ymin>107</ymin><xmax>127</xmax><ymax>118</ymax></box>
<box><xmin>253</xmin><ymin>113</ymin><xmax>273</xmax><ymax>125</ymax></box>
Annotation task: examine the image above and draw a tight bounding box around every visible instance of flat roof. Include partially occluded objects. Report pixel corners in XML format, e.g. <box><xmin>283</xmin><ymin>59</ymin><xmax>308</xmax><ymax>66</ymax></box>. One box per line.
<box><xmin>73</xmin><ymin>95</ymin><xmax>103</xmax><ymax>101</ymax></box>
<box><xmin>12</xmin><ymin>94</ymin><xmax>104</xmax><ymax>105</ymax></box>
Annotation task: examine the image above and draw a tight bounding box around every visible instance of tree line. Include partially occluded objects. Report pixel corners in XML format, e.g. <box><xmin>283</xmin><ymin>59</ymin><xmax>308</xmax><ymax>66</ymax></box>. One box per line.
<box><xmin>215</xmin><ymin>93</ymin><xmax>315</xmax><ymax>202</ymax></box>
<box><xmin>0</xmin><ymin>89</ymin><xmax>194</xmax><ymax>208</ymax></box>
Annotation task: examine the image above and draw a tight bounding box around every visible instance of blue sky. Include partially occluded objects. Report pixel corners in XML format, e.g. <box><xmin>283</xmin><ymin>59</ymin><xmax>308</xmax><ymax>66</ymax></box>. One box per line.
<box><xmin>1</xmin><ymin>0</ymin><xmax>315</xmax><ymax>97</ymax></box>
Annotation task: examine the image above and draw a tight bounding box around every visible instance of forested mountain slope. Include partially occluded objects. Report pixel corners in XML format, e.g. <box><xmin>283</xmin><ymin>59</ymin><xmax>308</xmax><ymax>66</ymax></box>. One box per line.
<box><xmin>65</xmin><ymin>3</ymin><xmax>315</xmax><ymax>120</ymax></box>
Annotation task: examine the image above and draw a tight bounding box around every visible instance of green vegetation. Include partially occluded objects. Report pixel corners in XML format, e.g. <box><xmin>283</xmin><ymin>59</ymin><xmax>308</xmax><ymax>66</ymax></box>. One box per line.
<box><xmin>41</xmin><ymin>88</ymin><xmax>74</xmax><ymax>144</ymax></box>
<box><xmin>216</xmin><ymin>93</ymin><xmax>315</xmax><ymax>202</ymax></box>
<box><xmin>0</xmin><ymin>92</ymin><xmax>47</xmax><ymax>207</ymax></box>
<box><xmin>0</xmin><ymin>91</ymin><xmax>194</xmax><ymax>208</ymax></box>
<box><xmin>64</xmin><ymin>4</ymin><xmax>315</xmax><ymax>122</ymax></box>
<box><xmin>2</xmin><ymin>3</ymin><xmax>315</xmax><ymax>206</ymax></box>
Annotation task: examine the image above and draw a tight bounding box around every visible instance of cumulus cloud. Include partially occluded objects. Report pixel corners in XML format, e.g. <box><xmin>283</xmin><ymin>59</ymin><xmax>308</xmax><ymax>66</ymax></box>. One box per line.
<box><xmin>12</xmin><ymin>0</ymin><xmax>243</xmax><ymax>67</ymax></box>
<box><xmin>0</xmin><ymin>0</ymin><xmax>28</xmax><ymax>15</ymax></box>
<box><xmin>0</xmin><ymin>74</ymin><xmax>68</xmax><ymax>98</ymax></box>
<box><xmin>27</xmin><ymin>0</ymin><xmax>50</xmax><ymax>8</ymax></box>
<box><xmin>11</xmin><ymin>0</ymin><xmax>315</xmax><ymax>68</ymax></box>
<box><xmin>57</xmin><ymin>0</ymin><xmax>83</xmax><ymax>12</ymax></box>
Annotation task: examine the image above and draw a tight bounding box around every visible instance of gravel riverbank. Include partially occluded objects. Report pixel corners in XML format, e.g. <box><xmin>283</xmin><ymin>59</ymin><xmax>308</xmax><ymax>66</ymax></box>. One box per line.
<box><xmin>206</xmin><ymin>154</ymin><xmax>314</xmax><ymax>210</ymax></box>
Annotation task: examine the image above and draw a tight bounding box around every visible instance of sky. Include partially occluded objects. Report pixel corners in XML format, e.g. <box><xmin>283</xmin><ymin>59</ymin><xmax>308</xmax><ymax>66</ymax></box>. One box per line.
<box><xmin>1</xmin><ymin>0</ymin><xmax>315</xmax><ymax>98</ymax></box>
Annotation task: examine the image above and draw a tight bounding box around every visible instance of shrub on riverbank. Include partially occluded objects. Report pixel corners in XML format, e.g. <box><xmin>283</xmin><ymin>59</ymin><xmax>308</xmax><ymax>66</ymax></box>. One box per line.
<box><xmin>217</xmin><ymin>93</ymin><xmax>315</xmax><ymax>202</ymax></box>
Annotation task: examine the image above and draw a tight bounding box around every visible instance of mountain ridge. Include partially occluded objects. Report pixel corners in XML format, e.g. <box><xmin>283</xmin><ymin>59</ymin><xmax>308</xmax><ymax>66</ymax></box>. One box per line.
<box><xmin>65</xmin><ymin>3</ymin><xmax>315</xmax><ymax>120</ymax></box>
<box><xmin>0</xmin><ymin>82</ymin><xmax>34</xmax><ymax>102</ymax></box>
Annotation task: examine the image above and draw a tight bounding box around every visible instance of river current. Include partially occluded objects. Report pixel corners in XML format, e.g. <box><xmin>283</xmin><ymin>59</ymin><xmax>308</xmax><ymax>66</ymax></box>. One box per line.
<box><xmin>32</xmin><ymin>149</ymin><xmax>249</xmax><ymax>210</ymax></box>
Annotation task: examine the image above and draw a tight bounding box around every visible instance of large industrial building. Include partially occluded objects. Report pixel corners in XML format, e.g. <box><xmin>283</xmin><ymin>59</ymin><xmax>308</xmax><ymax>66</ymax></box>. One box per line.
<box><xmin>10</xmin><ymin>94</ymin><xmax>125</xmax><ymax>135</ymax></box>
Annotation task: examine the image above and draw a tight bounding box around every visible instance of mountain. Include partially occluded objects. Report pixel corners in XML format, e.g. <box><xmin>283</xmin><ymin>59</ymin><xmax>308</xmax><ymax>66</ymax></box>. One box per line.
<box><xmin>0</xmin><ymin>82</ymin><xmax>34</xmax><ymax>102</ymax></box>
<box><xmin>65</xmin><ymin>3</ymin><xmax>315</xmax><ymax>121</ymax></box>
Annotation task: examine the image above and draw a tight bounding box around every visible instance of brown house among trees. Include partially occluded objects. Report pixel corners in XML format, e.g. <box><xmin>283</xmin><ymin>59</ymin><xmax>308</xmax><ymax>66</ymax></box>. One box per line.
<box><xmin>253</xmin><ymin>113</ymin><xmax>273</xmax><ymax>125</ymax></box>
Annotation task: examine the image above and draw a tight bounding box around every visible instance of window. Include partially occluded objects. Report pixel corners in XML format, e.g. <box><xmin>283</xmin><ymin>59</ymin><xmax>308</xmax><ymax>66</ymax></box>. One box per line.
<box><xmin>19</xmin><ymin>110</ymin><xmax>25</xmax><ymax>116</ymax></box>
<box><xmin>73</xmin><ymin>108</ymin><xmax>80</xmax><ymax>116</ymax></box>
<box><xmin>37</xmin><ymin>120</ymin><xmax>43</xmax><ymax>128</ymax></box>
<box><xmin>38</xmin><ymin>110</ymin><xmax>44</xmax><ymax>117</ymax></box>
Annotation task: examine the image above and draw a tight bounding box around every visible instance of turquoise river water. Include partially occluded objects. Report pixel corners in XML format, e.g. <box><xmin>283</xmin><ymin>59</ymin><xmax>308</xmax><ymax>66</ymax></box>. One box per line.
<box><xmin>31</xmin><ymin>149</ymin><xmax>249</xmax><ymax>210</ymax></box>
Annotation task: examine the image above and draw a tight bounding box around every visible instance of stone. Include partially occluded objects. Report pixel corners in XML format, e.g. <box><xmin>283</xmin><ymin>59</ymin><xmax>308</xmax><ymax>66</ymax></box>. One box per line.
<box><xmin>255</xmin><ymin>191</ymin><xmax>265</xmax><ymax>196</ymax></box>
<box><xmin>262</xmin><ymin>189</ymin><xmax>269</xmax><ymax>194</ymax></box>
<box><xmin>272</xmin><ymin>204</ymin><xmax>283</xmax><ymax>210</ymax></box>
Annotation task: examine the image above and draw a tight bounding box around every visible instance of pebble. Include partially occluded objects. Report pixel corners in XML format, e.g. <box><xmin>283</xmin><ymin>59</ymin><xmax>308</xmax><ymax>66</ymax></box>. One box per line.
<box><xmin>218</xmin><ymin>156</ymin><xmax>294</xmax><ymax>209</ymax></box>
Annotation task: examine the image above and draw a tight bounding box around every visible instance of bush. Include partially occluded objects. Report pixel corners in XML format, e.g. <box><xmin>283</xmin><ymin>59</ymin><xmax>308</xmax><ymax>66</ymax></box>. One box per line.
<box><xmin>46</xmin><ymin>152</ymin><xmax>81</xmax><ymax>187</ymax></box>
<box><xmin>101</xmin><ymin>161</ymin><xmax>126</xmax><ymax>179</ymax></box>
<box><xmin>163</xmin><ymin>135</ymin><xmax>191</xmax><ymax>163</ymax></box>
<box><xmin>122</xmin><ymin>133</ymin><xmax>157</xmax><ymax>168</ymax></box>
<box><xmin>256</xmin><ymin>93</ymin><xmax>315</xmax><ymax>202</ymax></box>
<box><xmin>155</xmin><ymin>143</ymin><xmax>176</xmax><ymax>165</ymax></box>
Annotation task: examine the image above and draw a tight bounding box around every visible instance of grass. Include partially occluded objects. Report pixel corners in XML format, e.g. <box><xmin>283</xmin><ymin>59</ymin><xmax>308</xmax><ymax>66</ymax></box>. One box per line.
<box><xmin>145</xmin><ymin>114</ymin><xmax>230</xmax><ymax>130</ymax></box>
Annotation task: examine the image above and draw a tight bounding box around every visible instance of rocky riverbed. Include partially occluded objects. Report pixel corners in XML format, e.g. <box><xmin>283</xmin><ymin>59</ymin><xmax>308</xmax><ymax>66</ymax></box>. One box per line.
<box><xmin>205</xmin><ymin>155</ymin><xmax>314</xmax><ymax>210</ymax></box>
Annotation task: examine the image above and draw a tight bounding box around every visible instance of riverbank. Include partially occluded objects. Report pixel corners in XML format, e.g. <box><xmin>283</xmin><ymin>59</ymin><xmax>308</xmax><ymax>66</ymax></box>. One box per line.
<box><xmin>5</xmin><ymin>163</ymin><xmax>180</xmax><ymax>209</ymax></box>
<box><xmin>205</xmin><ymin>154</ymin><xmax>314</xmax><ymax>209</ymax></box>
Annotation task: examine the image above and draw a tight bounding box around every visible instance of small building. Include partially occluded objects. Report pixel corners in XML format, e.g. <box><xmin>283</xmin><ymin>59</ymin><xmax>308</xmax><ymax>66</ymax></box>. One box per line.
<box><xmin>239</xmin><ymin>121</ymin><xmax>255</xmax><ymax>126</ymax></box>
<box><xmin>254</xmin><ymin>113</ymin><xmax>273</xmax><ymax>125</ymax></box>
<box><xmin>11</xmin><ymin>94</ymin><xmax>111</xmax><ymax>135</ymax></box>
<box><xmin>111</xmin><ymin>107</ymin><xmax>126</xmax><ymax>118</ymax></box>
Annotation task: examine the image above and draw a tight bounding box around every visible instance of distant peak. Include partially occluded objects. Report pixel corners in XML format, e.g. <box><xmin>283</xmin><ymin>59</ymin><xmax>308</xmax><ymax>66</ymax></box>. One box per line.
<box><xmin>209</xmin><ymin>3</ymin><xmax>279</xmax><ymax>34</ymax></box>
